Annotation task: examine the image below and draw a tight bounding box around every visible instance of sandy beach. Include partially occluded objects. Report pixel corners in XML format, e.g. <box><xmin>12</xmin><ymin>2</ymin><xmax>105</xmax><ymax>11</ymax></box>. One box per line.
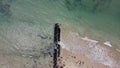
<box><xmin>58</xmin><ymin>26</ymin><xmax>120</xmax><ymax>68</ymax></box>
<box><xmin>0</xmin><ymin>0</ymin><xmax>120</xmax><ymax>68</ymax></box>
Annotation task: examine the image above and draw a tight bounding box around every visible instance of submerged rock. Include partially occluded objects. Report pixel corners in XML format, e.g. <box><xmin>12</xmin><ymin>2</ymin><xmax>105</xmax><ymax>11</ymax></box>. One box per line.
<box><xmin>0</xmin><ymin>0</ymin><xmax>12</xmax><ymax>18</ymax></box>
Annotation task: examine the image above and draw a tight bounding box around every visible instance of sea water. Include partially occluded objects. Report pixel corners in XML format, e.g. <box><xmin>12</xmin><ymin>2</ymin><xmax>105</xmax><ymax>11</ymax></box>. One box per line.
<box><xmin>0</xmin><ymin>0</ymin><xmax>120</xmax><ymax>67</ymax></box>
<box><xmin>0</xmin><ymin>0</ymin><xmax>120</xmax><ymax>55</ymax></box>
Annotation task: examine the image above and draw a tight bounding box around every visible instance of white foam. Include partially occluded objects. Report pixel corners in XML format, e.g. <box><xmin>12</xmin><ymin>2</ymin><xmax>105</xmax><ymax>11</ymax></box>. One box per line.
<box><xmin>116</xmin><ymin>49</ymin><xmax>120</xmax><ymax>52</ymax></box>
<box><xmin>104</xmin><ymin>41</ymin><xmax>112</xmax><ymax>47</ymax></box>
<box><xmin>81</xmin><ymin>37</ymin><xmax>98</xmax><ymax>43</ymax></box>
<box><xmin>22</xmin><ymin>55</ymin><xmax>26</xmax><ymax>57</ymax></box>
<box><xmin>58</xmin><ymin>41</ymin><xmax>70</xmax><ymax>51</ymax></box>
<box><xmin>58</xmin><ymin>42</ymin><xmax>66</xmax><ymax>49</ymax></box>
<box><xmin>87</xmin><ymin>45</ymin><xmax>115</xmax><ymax>68</ymax></box>
<box><xmin>29</xmin><ymin>56</ymin><xmax>32</xmax><ymax>58</ymax></box>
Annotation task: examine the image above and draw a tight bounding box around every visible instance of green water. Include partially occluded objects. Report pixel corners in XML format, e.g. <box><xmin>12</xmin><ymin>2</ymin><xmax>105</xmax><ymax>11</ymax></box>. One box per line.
<box><xmin>0</xmin><ymin>0</ymin><xmax>120</xmax><ymax>51</ymax></box>
<box><xmin>0</xmin><ymin>0</ymin><xmax>120</xmax><ymax>65</ymax></box>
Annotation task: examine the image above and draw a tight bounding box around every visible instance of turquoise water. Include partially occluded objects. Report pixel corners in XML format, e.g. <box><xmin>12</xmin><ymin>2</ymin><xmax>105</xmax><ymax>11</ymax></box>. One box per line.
<box><xmin>0</xmin><ymin>0</ymin><xmax>120</xmax><ymax>51</ymax></box>
<box><xmin>0</xmin><ymin>0</ymin><xmax>120</xmax><ymax>62</ymax></box>
<box><xmin>0</xmin><ymin>0</ymin><xmax>120</xmax><ymax>67</ymax></box>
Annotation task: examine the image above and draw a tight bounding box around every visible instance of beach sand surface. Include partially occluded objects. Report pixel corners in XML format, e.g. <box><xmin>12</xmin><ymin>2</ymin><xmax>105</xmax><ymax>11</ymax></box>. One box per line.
<box><xmin>59</xmin><ymin>26</ymin><xmax>120</xmax><ymax>68</ymax></box>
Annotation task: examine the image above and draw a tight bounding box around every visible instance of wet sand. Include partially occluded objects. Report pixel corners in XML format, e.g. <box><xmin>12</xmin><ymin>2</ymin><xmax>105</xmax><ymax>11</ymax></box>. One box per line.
<box><xmin>58</xmin><ymin>48</ymin><xmax>109</xmax><ymax>68</ymax></box>
<box><xmin>59</xmin><ymin>26</ymin><xmax>120</xmax><ymax>68</ymax></box>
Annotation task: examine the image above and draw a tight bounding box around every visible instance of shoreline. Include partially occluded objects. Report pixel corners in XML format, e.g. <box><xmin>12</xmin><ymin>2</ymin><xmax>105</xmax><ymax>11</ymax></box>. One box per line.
<box><xmin>60</xmin><ymin>26</ymin><xmax>120</xmax><ymax>68</ymax></box>
<box><xmin>62</xmin><ymin>23</ymin><xmax>120</xmax><ymax>50</ymax></box>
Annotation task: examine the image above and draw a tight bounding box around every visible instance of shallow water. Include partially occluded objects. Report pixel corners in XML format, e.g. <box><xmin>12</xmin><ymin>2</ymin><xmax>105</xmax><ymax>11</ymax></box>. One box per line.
<box><xmin>1</xmin><ymin>0</ymin><xmax>120</xmax><ymax>44</ymax></box>
<box><xmin>0</xmin><ymin>0</ymin><xmax>120</xmax><ymax>68</ymax></box>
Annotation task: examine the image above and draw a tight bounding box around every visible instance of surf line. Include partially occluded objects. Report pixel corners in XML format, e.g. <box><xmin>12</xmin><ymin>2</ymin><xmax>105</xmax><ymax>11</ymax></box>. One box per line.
<box><xmin>53</xmin><ymin>23</ymin><xmax>61</xmax><ymax>68</ymax></box>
